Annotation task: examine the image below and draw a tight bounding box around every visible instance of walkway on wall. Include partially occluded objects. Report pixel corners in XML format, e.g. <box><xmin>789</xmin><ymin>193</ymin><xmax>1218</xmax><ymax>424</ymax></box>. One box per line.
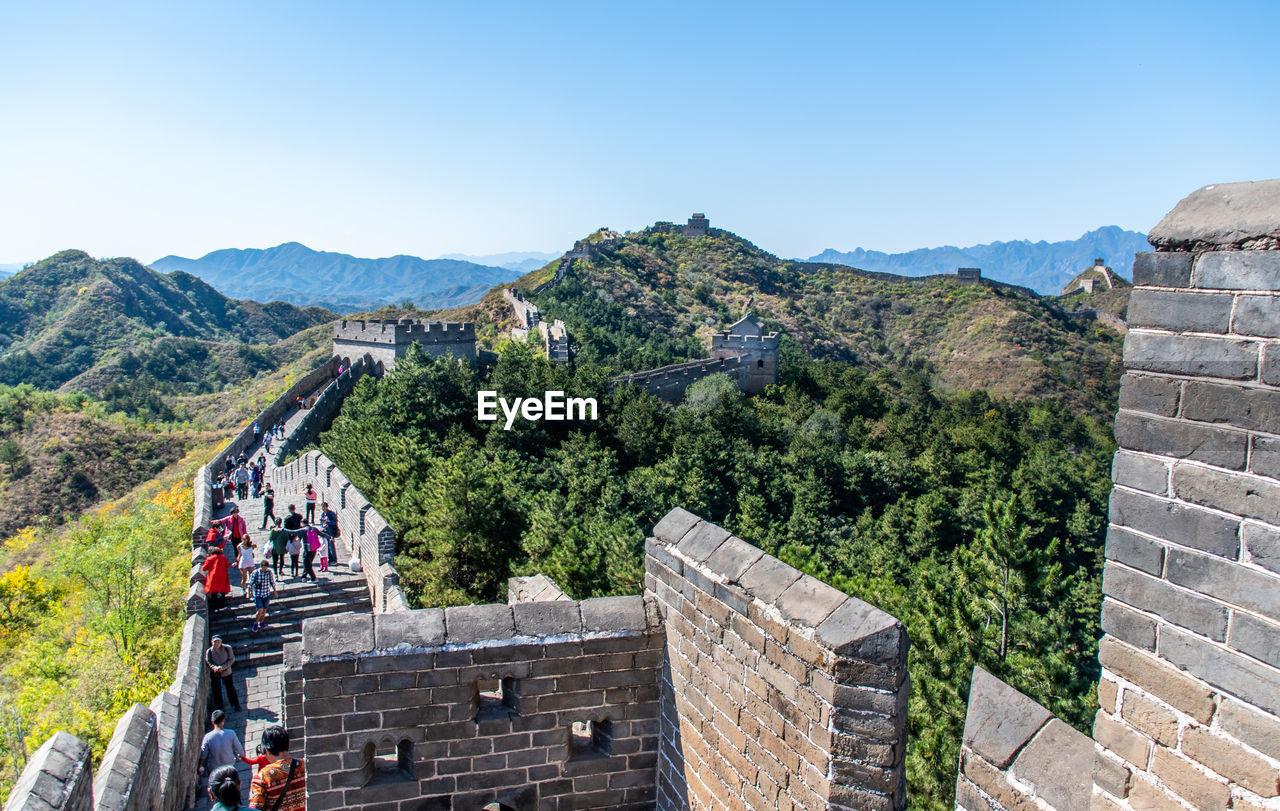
<box><xmin>194</xmin><ymin>399</ymin><xmax>369</xmax><ymax>809</ymax></box>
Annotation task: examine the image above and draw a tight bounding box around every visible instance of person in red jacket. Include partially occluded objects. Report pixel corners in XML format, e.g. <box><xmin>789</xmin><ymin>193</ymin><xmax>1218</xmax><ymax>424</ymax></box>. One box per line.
<box><xmin>202</xmin><ymin>547</ymin><xmax>232</xmax><ymax>613</ymax></box>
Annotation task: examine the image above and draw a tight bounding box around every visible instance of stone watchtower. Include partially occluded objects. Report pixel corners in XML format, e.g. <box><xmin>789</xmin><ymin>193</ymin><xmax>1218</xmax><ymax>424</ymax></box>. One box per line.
<box><xmin>710</xmin><ymin>313</ymin><xmax>780</xmax><ymax>394</ymax></box>
<box><xmin>332</xmin><ymin>318</ymin><xmax>477</xmax><ymax>372</ymax></box>
<box><xmin>682</xmin><ymin>213</ymin><xmax>710</xmax><ymax>238</ymax></box>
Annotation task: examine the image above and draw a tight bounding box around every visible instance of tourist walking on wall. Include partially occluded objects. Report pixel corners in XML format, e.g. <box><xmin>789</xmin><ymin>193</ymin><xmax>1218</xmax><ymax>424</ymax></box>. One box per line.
<box><xmin>234</xmin><ymin>464</ymin><xmax>251</xmax><ymax>500</ymax></box>
<box><xmin>269</xmin><ymin>518</ymin><xmax>287</xmax><ymax>576</ymax></box>
<box><xmin>319</xmin><ymin>502</ymin><xmax>339</xmax><ymax>563</ymax></box>
<box><xmin>199</xmin><ymin>709</ymin><xmax>245</xmax><ymax>780</ymax></box>
<box><xmin>261</xmin><ymin>484</ymin><xmax>276</xmax><ymax>530</ymax></box>
<box><xmin>302</xmin><ymin>521</ymin><xmax>319</xmax><ymax>582</ymax></box>
<box><xmin>215</xmin><ymin>506</ymin><xmax>248</xmax><ymax>556</ymax></box>
<box><xmin>237</xmin><ymin>539</ymin><xmax>256</xmax><ymax>597</ymax></box>
<box><xmin>248</xmin><ymin>560</ymin><xmax>277</xmax><ymax>633</ymax></box>
<box><xmin>205</xmin><ymin>636</ymin><xmax>241</xmax><ymax>712</ymax></box>
<box><xmin>303</xmin><ymin>484</ymin><xmax>317</xmax><ymax>522</ymax></box>
<box><xmin>202</xmin><ymin>547</ymin><xmax>232</xmax><ymax>613</ymax></box>
<box><xmin>207</xmin><ymin>764</ymin><xmax>245</xmax><ymax>811</ymax></box>
<box><xmin>286</xmin><ymin>531</ymin><xmax>301</xmax><ymax>578</ymax></box>
<box><xmin>248</xmin><ymin>726</ymin><xmax>306</xmax><ymax>811</ymax></box>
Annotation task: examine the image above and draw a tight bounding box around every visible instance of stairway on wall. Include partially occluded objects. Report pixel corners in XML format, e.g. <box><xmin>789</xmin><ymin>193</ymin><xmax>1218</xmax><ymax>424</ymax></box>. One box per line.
<box><xmin>194</xmin><ymin>394</ymin><xmax>370</xmax><ymax>809</ymax></box>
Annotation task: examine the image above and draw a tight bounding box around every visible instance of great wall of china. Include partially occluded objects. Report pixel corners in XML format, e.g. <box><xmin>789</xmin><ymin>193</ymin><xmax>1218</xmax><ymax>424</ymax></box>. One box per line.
<box><xmin>7</xmin><ymin>180</ymin><xmax>1280</xmax><ymax>809</ymax></box>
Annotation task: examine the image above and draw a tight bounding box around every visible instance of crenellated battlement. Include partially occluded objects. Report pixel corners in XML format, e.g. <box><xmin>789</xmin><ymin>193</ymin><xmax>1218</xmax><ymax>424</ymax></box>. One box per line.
<box><xmin>709</xmin><ymin>331</ymin><xmax>780</xmax><ymax>351</ymax></box>
<box><xmin>335</xmin><ymin>318</ymin><xmax>476</xmax><ymax>343</ymax></box>
<box><xmin>333</xmin><ymin>318</ymin><xmax>477</xmax><ymax>370</ymax></box>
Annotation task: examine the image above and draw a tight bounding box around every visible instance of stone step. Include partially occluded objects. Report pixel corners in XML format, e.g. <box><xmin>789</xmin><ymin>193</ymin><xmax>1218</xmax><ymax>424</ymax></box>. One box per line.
<box><xmin>209</xmin><ymin>597</ymin><xmax>367</xmax><ymax>632</ymax></box>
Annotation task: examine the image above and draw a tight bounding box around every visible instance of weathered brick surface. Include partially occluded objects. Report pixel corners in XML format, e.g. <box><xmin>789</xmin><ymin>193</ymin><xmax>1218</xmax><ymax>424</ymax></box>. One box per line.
<box><xmin>299</xmin><ymin>595</ymin><xmax>662</xmax><ymax>810</ymax></box>
<box><xmin>1120</xmin><ymin>691</ymin><xmax>1178</xmax><ymax>746</ymax></box>
<box><xmin>1127</xmin><ymin>289</ymin><xmax>1234</xmax><ymax>333</ymax></box>
<box><xmin>5</xmin><ymin>731</ymin><xmax>93</xmax><ymax>811</ymax></box>
<box><xmin>954</xmin><ymin>672</ymin><xmax>1092</xmax><ymax>811</ymax></box>
<box><xmin>1180</xmin><ymin>726</ymin><xmax>1280</xmax><ymax>797</ymax></box>
<box><xmin>649</xmin><ymin>511</ymin><xmax>908</xmax><ymax>810</ymax></box>
<box><xmin>1103</xmin><ymin>526</ymin><xmax>1165</xmax><ymax>576</ymax></box>
<box><xmin>1107</xmin><ymin>488</ymin><xmax>1240</xmax><ymax>558</ymax></box>
<box><xmin>1122</xmin><ymin>331</ymin><xmax>1258</xmax><ymax>380</ymax></box>
<box><xmin>1149</xmin><ymin>748</ymin><xmax>1230</xmax><ymax>810</ymax></box>
<box><xmin>1172</xmin><ymin>461</ymin><xmax>1280</xmax><ymax>525</ymax></box>
<box><xmin>1097</xmin><ymin>637</ymin><xmax>1215</xmax><ymax>724</ymax></box>
<box><xmin>1111</xmin><ymin>450</ymin><xmax>1171</xmax><ymax>495</ymax></box>
<box><xmin>1132</xmin><ymin>251</ymin><xmax>1193</xmax><ymax>288</ymax></box>
<box><xmin>92</xmin><ymin>703</ymin><xmax>160</xmax><ymax>811</ymax></box>
<box><xmin>1194</xmin><ymin>251</ymin><xmax>1280</xmax><ymax>290</ymax></box>
<box><xmin>1106</xmin><ymin>199</ymin><xmax>1280</xmax><ymax>811</ymax></box>
<box><xmin>1102</xmin><ymin>563</ymin><xmax>1229</xmax><ymax>641</ymax></box>
<box><xmin>1113</xmin><ymin>411</ymin><xmax>1249</xmax><ymax>470</ymax></box>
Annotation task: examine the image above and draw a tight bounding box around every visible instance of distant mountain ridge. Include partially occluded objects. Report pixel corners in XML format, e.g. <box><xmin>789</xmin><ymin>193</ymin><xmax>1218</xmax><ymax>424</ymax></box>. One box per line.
<box><xmin>440</xmin><ymin>250</ymin><xmax>559</xmax><ymax>274</ymax></box>
<box><xmin>152</xmin><ymin>242</ymin><xmax>521</xmax><ymax>312</ymax></box>
<box><xmin>0</xmin><ymin>250</ymin><xmax>333</xmax><ymax>392</ymax></box>
<box><xmin>806</xmin><ymin>226</ymin><xmax>1150</xmax><ymax>294</ymax></box>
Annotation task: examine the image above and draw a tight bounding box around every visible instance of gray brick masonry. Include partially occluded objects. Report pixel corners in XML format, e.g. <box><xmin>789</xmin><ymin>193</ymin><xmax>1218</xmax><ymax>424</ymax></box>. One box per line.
<box><xmin>5</xmin><ymin>732</ymin><xmax>93</xmax><ymax>811</ymax></box>
<box><xmin>1195</xmin><ymin>251</ymin><xmax>1280</xmax><ymax>290</ymax></box>
<box><xmin>1116</xmin><ymin>373</ymin><xmax>1182</xmax><ymax>418</ymax></box>
<box><xmin>1244</xmin><ymin>522</ymin><xmax>1280</xmax><ymax>575</ymax></box>
<box><xmin>1107</xmin><ymin>488</ymin><xmax>1240</xmax><ymax>559</ymax></box>
<box><xmin>1233</xmin><ymin>295</ymin><xmax>1280</xmax><ymax>338</ymax></box>
<box><xmin>92</xmin><ymin>704</ymin><xmax>159</xmax><ymax>811</ymax></box>
<box><xmin>649</xmin><ymin>511</ymin><xmax>909</xmax><ymax>811</ymax></box>
<box><xmin>1133</xmin><ymin>252</ymin><xmax>1193</xmax><ymax>287</ymax></box>
<box><xmin>1103</xmin><ymin>563</ymin><xmax>1229</xmax><ymax>641</ymax></box>
<box><xmin>1127</xmin><ymin>289</ymin><xmax>1234</xmax><ymax>333</ymax></box>
<box><xmin>1122</xmin><ymin>331</ymin><xmax>1258</xmax><ymax>380</ymax></box>
<box><xmin>1095</xmin><ymin>179</ymin><xmax>1280</xmax><ymax>811</ymax></box>
<box><xmin>1181</xmin><ymin>380</ymin><xmax>1280</xmax><ymax>432</ymax></box>
<box><xmin>1111</xmin><ymin>450</ymin><xmax>1170</xmax><ymax>495</ymax></box>
<box><xmin>1172</xmin><ymin>461</ymin><xmax>1280</xmax><ymax>525</ymax></box>
<box><xmin>1159</xmin><ymin>625</ymin><xmax>1280</xmax><ymax>716</ymax></box>
<box><xmin>1113</xmin><ymin>411</ymin><xmax>1248</xmax><ymax>470</ymax></box>
<box><xmin>954</xmin><ymin>667</ymin><xmax>1092</xmax><ymax>810</ymax></box>
<box><xmin>1104</xmin><ymin>525</ymin><xmax>1166</xmax><ymax>576</ymax></box>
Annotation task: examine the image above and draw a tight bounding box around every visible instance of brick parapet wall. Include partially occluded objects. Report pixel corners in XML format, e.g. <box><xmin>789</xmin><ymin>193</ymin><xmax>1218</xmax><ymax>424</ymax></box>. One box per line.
<box><xmin>90</xmin><ymin>704</ymin><xmax>159</xmax><ymax>811</ymax></box>
<box><xmin>192</xmin><ymin>356</ymin><xmax>340</xmax><ymax>541</ymax></box>
<box><xmin>1094</xmin><ymin>180</ymin><xmax>1280</xmax><ymax>810</ymax></box>
<box><xmin>273</xmin><ymin>353</ymin><xmax>376</xmax><ymax>464</ymax></box>
<box><xmin>953</xmin><ymin>667</ymin><xmax>1092</xmax><ymax>811</ymax></box>
<box><xmin>4</xmin><ymin>732</ymin><xmax>94</xmax><ymax>811</ymax></box>
<box><xmin>297</xmin><ymin>596</ymin><xmax>663</xmax><ymax>810</ymax></box>
<box><xmin>647</xmin><ymin>508</ymin><xmax>909</xmax><ymax>811</ymax></box>
<box><xmin>272</xmin><ymin>450</ymin><xmax>408</xmax><ymax>612</ymax></box>
<box><xmin>616</xmin><ymin>355</ymin><xmax>753</xmax><ymax>403</ymax></box>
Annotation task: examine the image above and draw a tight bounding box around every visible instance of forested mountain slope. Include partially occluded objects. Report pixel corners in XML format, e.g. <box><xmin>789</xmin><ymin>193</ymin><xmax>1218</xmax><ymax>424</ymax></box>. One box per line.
<box><xmin>442</xmin><ymin>224</ymin><xmax>1126</xmax><ymax>416</ymax></box>
<box><xmin>0</xmin><ymin>250</ymin><xmax>334</xmax><ymax>391</ymax></box>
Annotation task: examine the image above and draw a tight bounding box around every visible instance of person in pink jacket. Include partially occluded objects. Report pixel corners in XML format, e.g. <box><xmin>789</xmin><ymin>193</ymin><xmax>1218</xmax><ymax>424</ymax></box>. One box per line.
<box><xmin>303</xmin><ymin>522</ymin><xmax>320</xmax><ymax>583</ymax></box>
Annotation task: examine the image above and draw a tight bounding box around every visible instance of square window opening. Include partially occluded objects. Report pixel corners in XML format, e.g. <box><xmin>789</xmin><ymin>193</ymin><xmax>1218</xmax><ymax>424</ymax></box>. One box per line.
<box><xmin>362</xmin><ymin>739</ymin><xmax>414</xmax><ymax>786</ymax></box>
<box><xmin>475</xmin><ymin>675</ymin><xmax>520</xmax><ymax>721</ymax></box>
<box><xmin>568</xmin><ymin>718</ymin><xmax>612</xmax><ymax>760</ymax></box>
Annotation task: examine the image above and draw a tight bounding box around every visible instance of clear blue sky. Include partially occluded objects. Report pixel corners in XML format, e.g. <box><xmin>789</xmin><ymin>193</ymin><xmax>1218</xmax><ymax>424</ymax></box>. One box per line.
<box><xmin>1</xmin><ymin>1</ymin><xmax>1277</xmax><ymax>265</ymax></box>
